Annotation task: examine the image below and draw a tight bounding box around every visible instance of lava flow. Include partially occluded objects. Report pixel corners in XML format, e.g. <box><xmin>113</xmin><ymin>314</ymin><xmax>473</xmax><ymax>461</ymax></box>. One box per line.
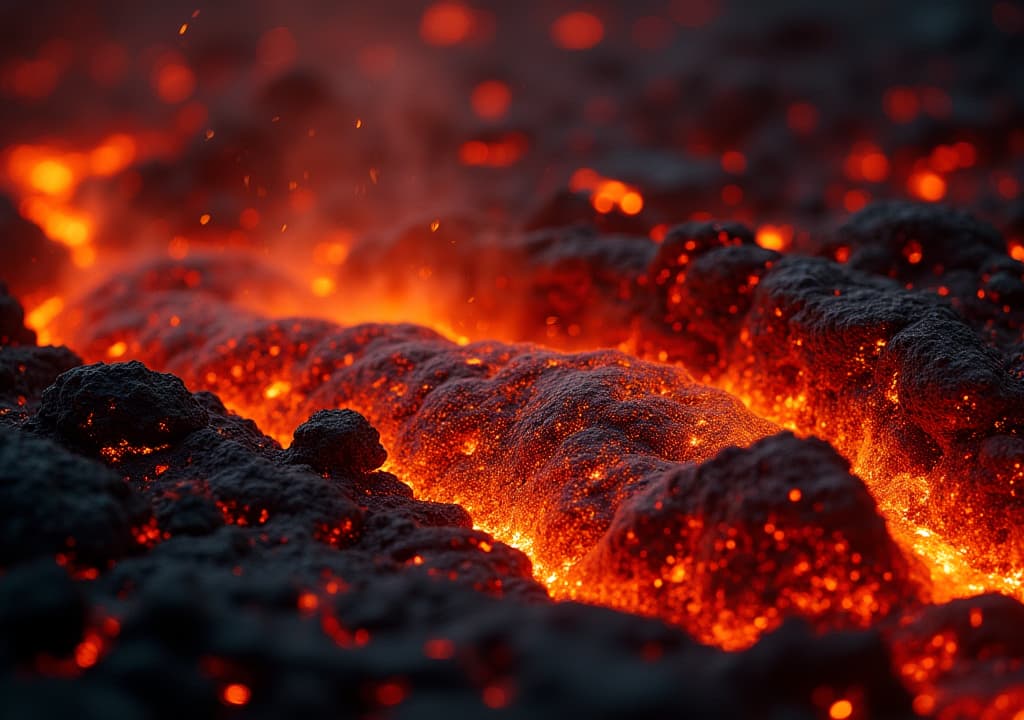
<box><xmin>2</xmin><ymin>1</ymin><xmax>1024</xmax><ymax>719</ymax></box>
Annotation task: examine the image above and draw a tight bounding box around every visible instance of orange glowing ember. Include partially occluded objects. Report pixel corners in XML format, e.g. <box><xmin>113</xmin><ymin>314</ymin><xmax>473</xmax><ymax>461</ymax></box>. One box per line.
<box><xmin>829</xmin><ymin>699</ymin><xmax>854</xmax><ymax>719</ymax></box>
<box><xmin>754</xmin><ymin>224</ymin><xmax>790</xmax><ymax>251</ymax></box>
<box><xmin>222</xmin><ymin>683</ymin><xmax>251</xmax><ymax>706</ymax></box>
<box><xmin>27</xmin><ymin>158</ymin><xmax>73</xmax><ymax>195</ymax></box>
<box><xmin>570</xmin><ymin>168</ymin><xmax>645</xmax><ymax>216</ymax></box>
<box><xmin>909</xmin><ymin>171</ymin><xmax>947</xmax><ymax>202</ymax></box>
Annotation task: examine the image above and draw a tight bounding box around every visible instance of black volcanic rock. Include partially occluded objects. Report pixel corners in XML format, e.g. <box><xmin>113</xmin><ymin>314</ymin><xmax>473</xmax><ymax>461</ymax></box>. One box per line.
<box><xmin>33</xmin><ymin>361</ymin><xmax>209</xmax><ymax>454</ymax></box>
<box><xmin>836</xmin><ymin>201</ymin><xmax>1005</xmax><ymax>282</ymax></box>
<box><xmin>0</xmin><ymin>560</ymin><xmax>86</xmax><ymax>661</ymax></box>
<box><xmin>0</xmin><ymin>345</ymin><xmax>81</xmax><ymax>416</ymax></box>
<box><xmin>0</xmin><ymin>428</ymin><xmax>150</xmax><ymax>567</ymax></box>
<box><xmin>286</xmin><ymin>409</ymin><xmax>388</xmax><ymax>475</ymax></box>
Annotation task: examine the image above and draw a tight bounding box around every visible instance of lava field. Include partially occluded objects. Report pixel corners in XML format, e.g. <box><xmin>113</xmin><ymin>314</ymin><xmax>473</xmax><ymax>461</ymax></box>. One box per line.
<box><xmin>1</xmin><ymin>1</ymin><xmax>1024</xmax><ymax>718</ymax></box>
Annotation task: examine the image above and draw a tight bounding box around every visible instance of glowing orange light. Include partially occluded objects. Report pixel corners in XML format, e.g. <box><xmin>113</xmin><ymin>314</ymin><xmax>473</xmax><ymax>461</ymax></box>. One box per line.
<box><xmin>28</xmin><ymin>158</ymin><xmax>74</xmax><ymax>195</ymax></box>
<box><xmin>471</xmin><ymin>80</ymin><xmax>512</xmax><ymax>120</ymax></box>
<box><xmin>788</xmin><ymin>488</ymin><xmax>802</xmax><ymax>502</ymax></box>
<box><xmin>420</xmin><ymin>3</ymin><xmax>474</xmax><ymax>46</ymax></box>
<box><xmin>107</xmin><ymin>341</ymin><xmax>128</xmax><ymax>358</ymax></box>
<box><xmin>199</xmin><ymin>213</ymin><xmax>211</xmax><ymax>225</ymax></box>
<box><xmin>829</xmin><ymin>699</ymin><xmax>853</xmax><ymax>719</ymax></box>
<box><xmin>620</xmin><ymin>191</ymin><xmax>644</xmax><ymax>215</ymax></box>
<box><xmin>594</xmin><ymin>180</ymin><xmax>625</xmax><ymax>209</ymax></box>
<box><xmin>551</xmin><ymin>11</ymin><xmax>605</xmax><ymax>50</ymax></box>
<box><xmin>19</xmin><ymin>198</ymin><xmax>93</xmax><ymax>252</ymax></box>
<box><xmin>1010</xmin><ymin>242</ymin><xmax>1024</xmax><ymax>262</ymax></box>
<box><xmin>903</xmin><ymin>241</ymin><xmax>923</xmax><ymax>265</ymax></box>
<box><xmin>311</xmin><ymin>276</ymin><xmax>335</xmax><ymax>297</ymax></box>
<box><xmin>222</xmin><ymin>683</ymin><xmax>251</xmax><ymax>706</ymax></box>
<box><xmin>90</xmin><ymin>134</ymin><xmax>137</xmax><ymax>176</ymax></box>
<box><xmin>909</xmin><ymin>171</ymin><xmax>946</xmax><ymax>202</ymax></box>
<box><xmin>755</xmin><ymin>225</ymin><xmax>789</xmax><ymax>251</ymax></box>
<box><xmin>25</xmin><ymin>296</ymin><xmax>64</xmax><ymax>345</ymax></box>
<box><xmin>263</xmin><ymin>380</ymin><xmax>292</xmax><ymax>399</ymax></box>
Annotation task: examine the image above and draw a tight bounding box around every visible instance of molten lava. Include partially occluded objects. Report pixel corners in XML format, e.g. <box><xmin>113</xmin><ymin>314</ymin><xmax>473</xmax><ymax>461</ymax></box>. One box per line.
<box><xmin>2</xmin><ymin>1</ymin><xmax>1024</xmax><ymax>717</ymax></box>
